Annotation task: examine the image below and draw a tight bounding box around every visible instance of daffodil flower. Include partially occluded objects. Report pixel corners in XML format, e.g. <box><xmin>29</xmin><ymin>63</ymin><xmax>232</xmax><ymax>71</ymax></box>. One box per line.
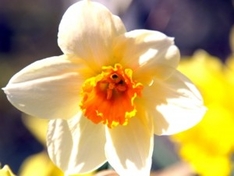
<box><xmin>3</xmin><ymin>0</ymin><xmax>205</xmax><ymax>175</ymax></box>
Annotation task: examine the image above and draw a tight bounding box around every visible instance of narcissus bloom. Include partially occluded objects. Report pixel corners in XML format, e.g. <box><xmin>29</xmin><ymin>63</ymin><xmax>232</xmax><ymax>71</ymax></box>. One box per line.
<box><xmin>3</xmin><ymin>0</ymin><xmax>205</xmax><ymax>175</ymax></box>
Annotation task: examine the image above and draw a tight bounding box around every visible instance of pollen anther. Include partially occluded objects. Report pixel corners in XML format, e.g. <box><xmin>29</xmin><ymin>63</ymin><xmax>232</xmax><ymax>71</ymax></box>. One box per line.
<box><xmin>80</xmin><ymin>64</ymin><xmax>143</xmax><ymax>128</ymax></box>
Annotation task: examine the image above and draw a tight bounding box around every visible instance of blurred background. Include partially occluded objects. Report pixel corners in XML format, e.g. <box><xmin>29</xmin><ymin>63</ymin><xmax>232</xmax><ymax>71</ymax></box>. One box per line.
<box><xmin>0</xmin><ymin>0</ymin><xmax>234</xmax><ymax>175</ymax></box>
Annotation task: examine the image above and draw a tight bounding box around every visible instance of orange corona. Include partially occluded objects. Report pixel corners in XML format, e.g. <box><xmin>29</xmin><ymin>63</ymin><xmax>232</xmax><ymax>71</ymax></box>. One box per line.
<box><xmin>80</xmin><ymin>64</ymin><xmax>143</xmax><ymax>128</ymax></box>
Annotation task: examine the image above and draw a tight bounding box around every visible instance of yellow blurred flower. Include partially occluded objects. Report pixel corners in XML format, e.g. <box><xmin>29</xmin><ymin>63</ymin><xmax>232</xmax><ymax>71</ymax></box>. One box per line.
<box><xmin>19</xmin><ymin>152</ymin><xmax>94</xmax><ymax>176</ymax></box>
<box><xmin>225</xmin><ymin>57</ymin><xmax>234</xmax><ymax>108</ymax></box>
<box><xmin>22</xmin><ymin>114</ymin><xmax>48</xmax><ymax>146</ymax></box>
<box><xmin>177</xmin><ymin>50</ymin><xmax>227</xmax><ymax>105</ymax></box>
<box><xmin>0</xmin><ymin>165</ymin><xmax>15</xmax><ymax>176</ymax></box>
<box><xmin>171</xmin><ymin>50</ymin><xmax>234</xmax><ymax>176</ymax></box>
<box><xmin>19</xmin><ymin>152</ymin><xmax>63</xmax><ymax>176</ymax></box>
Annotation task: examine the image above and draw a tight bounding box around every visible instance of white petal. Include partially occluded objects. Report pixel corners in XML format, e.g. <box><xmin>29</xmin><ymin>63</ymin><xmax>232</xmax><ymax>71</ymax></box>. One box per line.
<box><xmin>144</xmin><ymin>71</ymin><xmax>206</xmax><ymax>135</ymax></box>
<box><xmin>47</xmin><ymin>117</ymin><xmax>73</xmax><ymax>171</ymax></box>
<box><xmin>47</xmin><ymin>113</ymin><xmax>106</xmax><ymax>174</ymax></box>
<box><xmin>58</xmin><ymin>0</ymin><xmax>126</xmax><ymax>70</ymax></box>
<box><xmin>113</xmin><ymin>29</ymin><xmax>180</xmax><ymax>84</ymax></box>
<box><xmin>105</xmin><ymin>112</ymin><xmax>154</xmax><ymax>176</ymax></box>
<box><xmin>3</xmin><ymin>55</ymin><xmax>83</xmax><ymax>119</ymax></box>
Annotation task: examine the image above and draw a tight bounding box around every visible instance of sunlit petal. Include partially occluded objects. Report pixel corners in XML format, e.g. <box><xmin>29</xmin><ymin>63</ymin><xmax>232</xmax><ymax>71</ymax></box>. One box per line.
<box><xmin>47</xmin><ymin>118</ymin><xmax>72</xmax><ymax>173</ymax></box>
<box><xmin>105</xmin><ymin>109</ymin><xmax>153</xmax><ymax>176</ymax></box>
<box><xmin>47</xmin><ymin>113</ymin><xmax>106</xmax><ymax>174</ymax></box>
<box><xmin>113</xmin><ymin>29</ymin><xmax>179</xmax><ymax>84</ymax></box>
<box><xmin>144</xmin><ymin>71</ymin><xmax>206</xmax><ymax>135</ymax></box>
<box><xmin>58</xmin><ymin>0</ymin><xmax>126</xmax><ymax>70</ymax></box>
<box><xmin>3</xmin><ymin>55</ymin><xmax>83</xmax><ymax>119</ymax></box>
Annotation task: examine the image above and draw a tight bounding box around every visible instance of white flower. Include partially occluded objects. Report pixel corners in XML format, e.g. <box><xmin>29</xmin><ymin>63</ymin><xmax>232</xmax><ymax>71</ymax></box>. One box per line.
<box><xmin>3</xmin><ymin>0</ymin><xmax>206</xmax><ymax>176</ymax></box>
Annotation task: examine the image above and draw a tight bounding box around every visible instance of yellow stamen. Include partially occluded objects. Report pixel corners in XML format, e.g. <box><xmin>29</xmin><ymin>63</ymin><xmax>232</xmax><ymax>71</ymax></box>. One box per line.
<box><xmin>80</xmin><ymin>64</ymin><xmax>143</xmax><ymax>128</ymax></box>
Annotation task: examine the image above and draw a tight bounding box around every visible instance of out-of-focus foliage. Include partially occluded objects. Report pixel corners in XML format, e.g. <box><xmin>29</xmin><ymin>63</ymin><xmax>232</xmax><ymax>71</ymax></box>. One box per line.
<box><xmin>171</xmin><ymin>49</ymin><xmax>234</xmax><ymax>176</ymax></box>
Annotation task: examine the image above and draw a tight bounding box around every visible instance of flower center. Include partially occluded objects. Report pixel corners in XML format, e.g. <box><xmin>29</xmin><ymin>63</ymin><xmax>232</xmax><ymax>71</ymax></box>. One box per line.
<box><xmin>80</xmin><ymin>64</ymin><xmax>143</xmax><ymax>128</ymax></box>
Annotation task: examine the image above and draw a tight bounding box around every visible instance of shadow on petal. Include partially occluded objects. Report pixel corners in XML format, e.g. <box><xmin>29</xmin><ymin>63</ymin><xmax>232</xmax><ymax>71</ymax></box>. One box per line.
<box><xmin>144</xmin><ymin>71</ymin><xmax>205</xmax><ymax>135</ymax></box>
<box><xmin>105</xmin><ymin>110</ymin><xmax>153</xmax><ymax>176</ymax></box>
<box><xmin>47</xmin><ymin>119</ymin><xmax>73</xmax><ymax>171</ymax></box>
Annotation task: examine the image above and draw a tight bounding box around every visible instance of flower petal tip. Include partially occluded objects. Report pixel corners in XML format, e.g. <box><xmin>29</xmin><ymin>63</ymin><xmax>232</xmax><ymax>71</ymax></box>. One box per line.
<box><xmin>169</xmin><ymin>37</ymin><xmax>175</xmax><ymax>42</ymax></box>
<box><xmin>164</xmin><ymin>105</ymin><xmax>207</xmax><ymax>135</ymax></box>
<box><xmin>2</xmin><ymin>87</ymin><xmax>6</xmax><ymax>92</ymax></box>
